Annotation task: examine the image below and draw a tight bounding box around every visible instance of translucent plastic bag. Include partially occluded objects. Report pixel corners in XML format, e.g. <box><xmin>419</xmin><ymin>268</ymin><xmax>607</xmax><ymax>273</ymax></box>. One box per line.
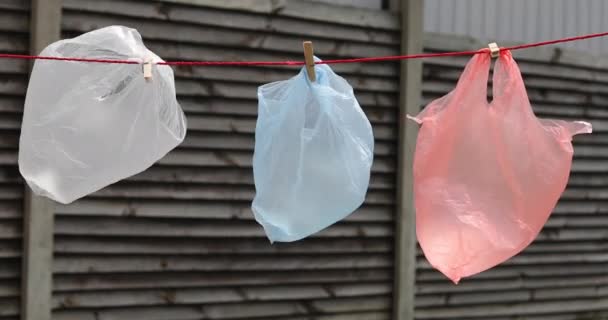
<box><xmin>252</xmin><ymin>59</ymin><xmax>374</xmax><ymax>242</ymax></box>
<box><xmin>408</xmin><ymin>51</ymin><xmax>592</xmax><ymax>283</ymax></box>
<box><xmin>19</xmin><ymin>26</ymin><xmax>186</xmax><ymax>204</ymax></box>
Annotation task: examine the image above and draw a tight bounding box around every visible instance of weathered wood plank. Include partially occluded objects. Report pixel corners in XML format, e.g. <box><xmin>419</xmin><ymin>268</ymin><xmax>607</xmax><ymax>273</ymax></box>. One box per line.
<box><xmin>0</xmin><ymin>200</ymin><xmax>22</xmax><ymax>218</ymax></box>
<box><xmin>0</xmin><ymin>97</ymin><xmax>24</xmax><ymax>113</ymax></box>
<box><xmin>62</xmin><ymin>12</ymin><xmax>398</xmax><ymax>58</ymax></box>
<box><xmin>52</xmin><ymin>309</ymin><xmax>390</xmax><ymax>320</ymax></box>
<box><xmin>86</xmin><ymin>183</ymin><xmax>394</xmax><ymax>205</ymax></box>
<box><xmin>126</xmin><ymin>166</ymin><xmax>396</xmax><ymax>189</ymax></box>
<box><xmin>0</xmin><ymin>36</ymin><xmax>28</xmax><ymax>56</ymax></box>
<box><xmin>0</xmin><ymin>58</ymin><xmax>29</xmax><ymax>74</ymax></box>
<box><xmin>0</xmin><ymin>281</ymin><xmax>19</xmax><ymax>298</ymax></box>
<box><xmin>424</xmin><ymin>32</ymin><xmax>608</xmax><ymax>72</ymax></box>
<box><xmin>53</xmin><ymin>268</ymin><xmax>392</xmax><ymax>292</ymax></box>
<box><xmin>0</xmin><ymin>240</ymin><xmax>20</xmax><ymax>258</ymax></box>
<box><xmin>0</xmin><ymin>0</ymin><xmax>29</xmax><ymax>11</ymax></box>
<box><xmin>178</xmin><ymin>98</ymin><xmax>398</xmax><ymax>125</ymax></box>
<box><xmin>51</xmin><ymin>283</ymin><xmax>390</xmax><ymax>309</ymax></box>
<box><xmin>0</xmin><ymin>298</ymin><xmax>19</xmax><ymax>317</ymax></box>
<box><xmin>182</xmin><ymin>115</ymin><xmax>396</xmax><ymax>140</ymax></box>
<box><xmin>158</xmin><ymin>150</ymin><xmax>395</xmax><ymax>174</ymax></box>
<box><xmin>416</xmin><ymin>273</ymin><xmax>608</xmax><ymax>295</ymax></box>
<box><xmin>0</xmin><ymin>259</ymin><xmax>19</xmax><ymax>279</ymax></box>
<box><xmin>416</xmin><ymin>262</ymin><xmax>608</xmax><ymax>282</ymax></box>
<box><xmin>54</xmin><ymin>237</ymin><xmax>392</xmax><ymax>255</ymax></box>
<box><xmin>174</xmin><ymin>80</ymin><xmax>399</xmax><ymax>107</ymax></box>
<box><xmin>0</xmin><ymin>77</ymin><xmax>27</xmax><ymax>96</ymax></box>
<box><xmin>443</xmin><ymin>290</ymin><xmax>532</xmax><ymax>306</ymax></box>
<box><xmin>0</xmin><ymin>11</ymin><xmax>29</xmax><ymax>33</ymax></box>
<box><xmin>424</xmin><ymin>62</ymin><xmax>608</xmax><ymax>97</ymax></box>
<box><xmin>183</xmin><ymin>131</ymin><xmax>396</xmax><ymax>156</ymax></box>
<box><xmin>55</xmin><ymin>199</ymin><xmax>394</xmax><ymax>222</ymax></box>
<box><xmin>145</xmin><ymin>41</ymin><xmax>400</xmax><ymax>78</ymax></box>
<box><xmin>53</xmin><ymin>254</ymin><xmax>391</xmax><ymax>274</ymax></box>
<box><xmin>417</xmin><ymin>251</ymin><xmax>608</xmax><ymax>269</ymax></box>
<box><xmin>64</xmin><ymin>0</ymin><xmax>399</xmax><ymax>30</ymax></box>
<box><xmin>164</xmin><ymin>0</ymin><xmax>399</xmax><ymax>29</ymax></box>
<box><xmin>0</xmin><ymin>220</ymin><xmax>21</xmax><ymax>239</ymax></box>
<box><xmin>54</xmin><ymin>216</ymin><xmax>393</xmax><ymax>238</ymax></box>
<box><xmin>415</xmin><ymin>298</ymin><xmax>608</xmax><ymax>319</ymax></box>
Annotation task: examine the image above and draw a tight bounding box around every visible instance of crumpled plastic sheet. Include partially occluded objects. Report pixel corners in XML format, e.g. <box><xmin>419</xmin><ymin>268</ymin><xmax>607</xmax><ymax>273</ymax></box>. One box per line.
<box><xmin>252</xmin><ymin>58</ymin><xmax>374</xmax><ymax>242</ymax></box>
<box><xmin>408</xmin><ymin>50</ymin><xmax>592</xmax><ymax>283</ymax></box>
<box><xmin>19</xmin><ymin>25</ymin><xmax>186</xmax><ymax>204</ymax></box>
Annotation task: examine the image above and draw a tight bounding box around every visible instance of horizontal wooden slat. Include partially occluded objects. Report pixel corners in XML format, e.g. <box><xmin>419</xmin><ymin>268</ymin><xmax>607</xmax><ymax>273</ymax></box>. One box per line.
<box><xmin>86</xmin><ymin>184</ymin><xmax>393</xmax><ymax>204</ymax></box>
<box><xmin>53</xmin><ymin>301</ymin><xmax>389</xmax><ymax>320</ymax></box>
<box><xmin>64</xmin><ymin>0</ymin><xmax>400</xmax><ymax>31</ymax></box>
<box><xmin>178</xmin><ymin>98</ymin><xmax>398</xmax><ymax>123</ymax></box>
<box><xmin>0</xmin><ymin>219</ymin><xmax>22</xmax><ymax>239</ymax></box>
<box><xmin>0</xmin><ymin>259</ymin><xmax>19</xmax><ymax>279</ymax></box>
<box><xmin>53</xmin><ymin>268</ymin><xmax>391</xmax><ymax>292</ymax></box>
<box><xmin>0</xmin><ymin>200</ymin><xmax>22</xmax><ymax>219</ymax></box>
<box><xmin>52</xmin><ymin>283</ymin><xmax>390</xmax><ymax>308</ymax></box>
<box><xmin>417</xmin><ymin>252</ymin><xmax>608</xmax><ymax>270</ymax></box>
<box><xmin>53</xmin><ymin>254</ymin><xmax>391</xmax><ymax>275</ymax></box>
<box><xmin>0</xmin><ymin>10</ymin><xmax>29</xmax><ymax>33</ymax></box>
<box><xmin>62</xmin><ymin>12</ymin><xmax>398</xmax><ymax>58</ymax></box>
<box><xmin>0</xmin><ymin>298</ymin><xmax>18</xmax><ymax>317</ymax></box>
<box><xmin>0</xmin><ymin>0</ymin><xmax>29</xmax><ymax>11</ymax></box>
<box><xmin>417</xmin><ymin>263</ymin><xmax>608</xmax><ymax>282</ymax></box>
<box><xmin>56</xmin><ymin>199</ymin><xmax>394</xmax><ymax>221</ymax></box>
<box><xmin>415</xmin><ymin>298</ymin><xmax>608</xmax><ymax>319</ymax></box>
<box><xmin>424</xmin><ymin>32</ymin><xmax>608</xmax><ymax>75</ymax></box>
<box><xmin>0</xmin><ymin>97</ymin><xmax>24</xmax><ymax>114</ymax></box>
<box><xmin>127</xmin><ymin>166</ymin><xmax>395</xmax><ymax>189</ymax></box>
<box><xmin>0</xmin><ymin>281</ymin><xmax>18</xmax><ymax>298</ymax></box>
<box><xmin>417</xmin><ymin>273</ymin><xmax>608</xmax><ymax>294</ymax></box>
<box><xmin>54</xmin><ymin>216</ymin><xmax>392</xmax><ymax>238</ymax></box>
<box><xmin>423</xmin><ymin>62</ymin><xmax>608</xmax><ymax>97</ymax></box>
<box><xmin>0</xmin><ymin>57</ymin><xmax>29</xmax><ymax>74</ymax></box>
<box><xmin>158</xmin><ymin>149</ymin><xmax>395</xmax><ymax>173</ymax></box>
<box><xmin>0</xmin><ymin>240</ymin><xmax>20</xmax><ymax>258</ymax></box>
<box><xmin>54</xmin><ymin>237</ymin><xmax>392</xmax><ymax>255</ymax></box>
<box><xmin>53</xmin><ymin>309</ymin><xmax>390</xmax><ymax>320</ymax></box>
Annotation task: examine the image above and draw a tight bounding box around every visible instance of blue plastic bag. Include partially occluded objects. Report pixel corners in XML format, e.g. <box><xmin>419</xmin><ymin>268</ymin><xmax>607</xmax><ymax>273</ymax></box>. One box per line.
<box><xmin>252</xmin><ymin>59</ymin><xmax>374</xmax><ymax>242</ymax></box>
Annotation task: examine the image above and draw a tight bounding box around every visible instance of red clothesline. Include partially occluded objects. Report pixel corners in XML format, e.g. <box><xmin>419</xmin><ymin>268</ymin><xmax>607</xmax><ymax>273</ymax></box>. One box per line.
<box><xmin>1</xmin><ymin>31</ymin><xmax>607</xmax><ymax>66</ymax></box>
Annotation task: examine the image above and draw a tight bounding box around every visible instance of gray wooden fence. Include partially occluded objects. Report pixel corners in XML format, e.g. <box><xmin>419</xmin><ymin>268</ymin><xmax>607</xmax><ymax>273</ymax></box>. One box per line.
<box><xmin>1</xmin><ymin>0</ymin><xmax>608</xmax><ymax>320</ymax></box>
<box><xmin>0</xmin><ymin>1</ymin><xmax>29</xmax><ymax>318</ymax></box>
<box><xmin>52</xmin><ymin>1</ymin><xmax>401</xmax><ymax>320</ymax></box>
<box><xmin>418</xmin><ymin>35</ymin><xmax>608</xmax><ymax>320</ymax></box>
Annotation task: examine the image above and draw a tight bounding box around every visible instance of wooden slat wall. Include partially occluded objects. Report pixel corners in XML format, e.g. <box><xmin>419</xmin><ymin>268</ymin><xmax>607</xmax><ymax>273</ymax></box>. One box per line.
<box><xmin>52</xmin><ymin>1</ymin><xmax>399</xmax><ymax>320</ymax></box>
<box><xmin>31</xmin><ymin>0</ymin><xmax>607</xmax><ymax>319</ymax></box>
<box><xmin>0</xmin><ymin>1</ymin><xmax>29</xmax><ymax>319</ymax></box>
<box><xmin>416</xmin><ymin>36</ymin><xmax>608</xmax><ymax>319</ymax></box>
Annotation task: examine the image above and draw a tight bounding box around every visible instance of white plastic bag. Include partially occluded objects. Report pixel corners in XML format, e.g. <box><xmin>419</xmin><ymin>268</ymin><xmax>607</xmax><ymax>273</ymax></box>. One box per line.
<box><xmin>252</xmin><ymin>59</ymin><xmax>374</xmax><ymax>242</ymax></box>
<box><xmin>19</xmin><ymin>26</ymin><xmax>186</xmax><ymax>204</ymax></box>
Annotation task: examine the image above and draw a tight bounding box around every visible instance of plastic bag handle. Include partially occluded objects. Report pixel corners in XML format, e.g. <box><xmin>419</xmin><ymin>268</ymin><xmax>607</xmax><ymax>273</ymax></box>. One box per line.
<box><xmin>491</xmin><ymin>51</ymin><xmax>525</xmax><ymax>105</ymax></box>
<box><xmin>407</xmin><ymin>53</ymin><xmax>491</xmax><ymax>124</ymax></box>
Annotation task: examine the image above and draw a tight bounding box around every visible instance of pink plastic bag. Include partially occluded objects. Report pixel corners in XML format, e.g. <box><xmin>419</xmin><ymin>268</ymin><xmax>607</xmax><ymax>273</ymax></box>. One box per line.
<box><xmin>408</xmin><ymin>50</ymin><xmax>592</xmax><ymax>283</ymax></box>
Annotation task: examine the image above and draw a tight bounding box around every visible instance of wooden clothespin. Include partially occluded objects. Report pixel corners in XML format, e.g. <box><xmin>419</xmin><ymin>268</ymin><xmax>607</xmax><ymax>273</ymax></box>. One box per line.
<box><xmin>143</xmin><ymin>58</ymin><xmax>153</xmax><ymax>81</ymax></box>
<box><xmin>488</xmin><ymin>42</ymin><xmax>500</xmax><ymax>58</ymax></box>
<box><xmin>303</xmin><ymin>41</ymin><xmax>315</xmax><ymax>82</ymax></box>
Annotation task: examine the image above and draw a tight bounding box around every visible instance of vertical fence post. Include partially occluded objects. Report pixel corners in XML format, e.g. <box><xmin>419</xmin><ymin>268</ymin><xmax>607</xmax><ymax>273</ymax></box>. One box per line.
<box><xmin>22</xmin><ymin>1</ymin><xmax>61</xmax><ymax>320</ymax></box>
<box><xmin>393</xmin><ymin>0</ymin><xmax>423</xmax><ymax>320</ymax></box>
